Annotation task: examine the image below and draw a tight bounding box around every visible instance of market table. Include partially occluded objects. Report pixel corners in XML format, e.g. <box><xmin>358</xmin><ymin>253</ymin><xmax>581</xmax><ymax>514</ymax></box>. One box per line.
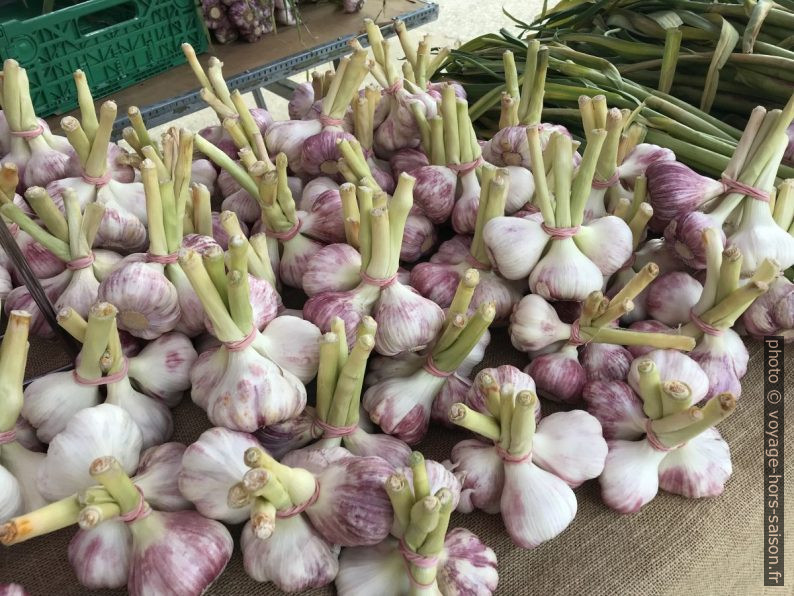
<box><xmin>43</xmin><ymin>0</ymin><xmax>439</xmax><ymax>138</ymax></box>
<box><xmin>1</xmin><ymin>330</ymin><xmax>791</xmax><ymax>596</ymax></box>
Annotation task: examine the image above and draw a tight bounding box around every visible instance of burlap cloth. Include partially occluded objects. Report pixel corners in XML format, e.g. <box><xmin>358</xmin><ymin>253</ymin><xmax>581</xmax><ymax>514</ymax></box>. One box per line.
<box><xmin>1</xmin><ymin>332</ymin><xmax>792</xmax><ymax>596</ymax></box>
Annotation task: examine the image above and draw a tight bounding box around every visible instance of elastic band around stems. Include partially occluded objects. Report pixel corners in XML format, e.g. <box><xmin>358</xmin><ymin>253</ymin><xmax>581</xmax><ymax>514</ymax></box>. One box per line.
<box><xmin>494</xmin><ymin>443</ymin><xmax>532</xmax><ymax>464</ymax></box>
<box><xmin>265</xmin><ymin>220</ymin><xmax>301</xmax><ymax>242</ymax></box>
<box><xmin>384</xmin><ymin>80</ymin><xmax>403</xmax><ymax>95</ymax></box>
<box><xmin>644</xmin><ymin>419</ymin><xmax>683</xmax><ymax>452</ymax></box>
<box><xmin>423</xmin><ymin>356</ymin><xmax>452</xmax><ymax>378</ymax></box>
<box><xmin>398</xmin><ymin>539</ymin><xmax>439</xmax><ymax>589</ymax></box>
<box><xmin>146</xmin><ymin>252</ymin><xmax>179</xmax><ymax>265</ymax></box>
<box><xmin>0</xmin><ymin>428</ymin><xmax>17</xmax><ymax>445</ymax></box>
<box><xmin>82</xmin><ymin>171</ymin><xmax>112</xmax><ymax>187</ymax></box>
<box><xmin>118</xmin><ymin>486</ymin><xmax>152</xmax><ymax>523</ymax></box>
<box><xmin>360</xmin><ymin>270</ymin><xmax>398</xmax><ymax>287</ymax></box>
<box><xmin>319</xmin><ymin>114</ymin><xmax>345</xmax><ymax>127</ymax></box>
<box><xmin>689</xmin><ymin>308</ymin><xmax>723</xmax><ymax>336</ymax></box>
<box><xmin>66</xmin><ymin>252</ymin><xmax>95</xmax><ymax>271</ymax></box>
<box><xmin>720</xmin><ymin>175</ymin><xmax>770</xmax><ymax>202</ymax></box>
<box><xmin>224</xmin><ymin>327</ymin><xmax>257</xmax><ymax>352</ymax></box>
<box><xmin>568</xmin><ymin>319</ymin><xmax>587</xmax><ymax>347</ymax></box>
<box><xmin>312</xmin><ymin>417</ymin><xmax>358</xmax><ymax>438</ymax></box>
<box><xmin>465</xmin><ymin>253</ymin><xmax>490</xmax><ymax>270</ymax></box>
<box><xmin>73</xmin><ymin>357</ymin><xmax>129</xmax><ymax>386</ymax></box>
<box><xmin>10</xmin><ymin>123</ymin><xmax>44</xmax><ymax>139</ymax></box>
<box><xmin>541</xmin><ymin>222</ymin><xmax>580</xmax><ymax>239</ymax></box>
<box><xmin>276</xmin><ymin>480</ymin><xmax>321</xmax><ymax>519</ymax></box>
<box><xmin>447</xmin><ymin>156</ymin><xmax>483</xmax><ymax>176</ymax></box>
<box><xmin>591</xmin><ymin>170</ymin><xmax>620</xmax><ymax>190</ymax></box>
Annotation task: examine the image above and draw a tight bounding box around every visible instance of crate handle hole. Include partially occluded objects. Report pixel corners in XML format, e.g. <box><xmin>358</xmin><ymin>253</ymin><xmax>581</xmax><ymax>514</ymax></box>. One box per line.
<box><xmin>78</xmin><ymin>2</ymin><xmax>138</xmax><ymax>36</ymax></box>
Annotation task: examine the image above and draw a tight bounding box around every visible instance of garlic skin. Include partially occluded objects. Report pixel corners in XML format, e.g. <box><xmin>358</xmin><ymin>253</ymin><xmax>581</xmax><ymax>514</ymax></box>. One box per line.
<box><xmin>728</xmin><ymin>199</ymin><xmax>794</xmax><ymax>275</ymax></box>
<box><xmin>279</xmin><ymin>232</ymin><xmax>324</xmax><ymax>289</ymax></box>
<box><xmin>373</xmin><ymin>93</ymin><xmax>423</xmax><ymax>158</ymax></box>
<box><xmin>301</xmin><ymin>129</ymin><xmax>354</xmax><ymax>178</ymax></box>
<box><xmin>288</xmin><ymin>81</ymin><xmax>315</xmax><ymax>119</ymax></box>
<box><xmin>282</xmin><ymin>449</ymin><xmax>395</xmax><ymax>546</ymax></box>
<box><xmin>619</xmin><ymin>143</ymin><xmax>675</xmax><ymax>183</ymax></box>
<box><xmin>302</xmin><ymin>243</ymin><xmax>361</xmax><ymax>296</ymax></box>
<box><xmin>298</xmin><ymin>187</ymin><xmax>347</xmax><ymax>244</ymax></box>
<box><xmin>690</xmin><ymin>329</ymin><xmax>748</xmax><ymax>399</ymax></box>
<box><xmin>190</xmin><ymin>159</ymin><xmax>217</xmax><ymax>193</ymax></box>
<box><xmin>98</xmin><ymin>262</ymin><xmax>181</xmax><ymax>339</ymax></box>
<box><xmin>105</xmin><ymin>376</ymin><xmax>173</xmax><ymax>449</ymax></box>
<box><xmin>396</xmin><ymin>458</ymin><xmax>462</xmax><ymax>507</ymax></box>
<box><xmin>0</xmin><ymin>441</ymin><xmax>47</xmax><ymax>515</ymax></box>
<box><xmin>373</xmin><ymin>283</ymin><xmax>445</xmax><ymax>356</ymax></box>
<box><xmin>582</xmin><ymin>380</ymin><xmax>647</xmax><ymax>440</ymax></box>
<box><xmin>664</xmin><ymin>212</ymin><xmax>727</xmax><ymax>269</ymax></box>
<box><xmin>656</xmin><ymin>428</ymin><xmax>732</xmax><ymax>498</ymax></box>
<box><xmin>628</xmin><ymin>350</ymin><xmax>710</xmax><ymax>404</ymax></box>
<box><xmin>304</xmin><ymin>283</ymin><xmax>380</xmax><ymax>348</ymax></box>
<box><xmin>645</xmin><ymin>272</ymin><xmax>703</xmax><ymax>326</ymax></box>
<box><xmin>581</xmin><ymin>343</ymin><xmax>633</xmax><ymax>383</ymax></box>
<box><xmin>127</xmin><ymin>332</ymin><xmax>197</xmax><ymax>407</ymax></box>
<box><xmin>265</xmin><ymin>119</ymin><xmax>322</xmax><ymax>173</ymax></box>
<box><xmin>503</xmin><ymin>165</ymin><xmax>535</xmax><ymax>213</ymax></box>
<box><xmin>645</xmin><ymin>160</ymin><xmax>725</xmax><ymax>232</ymax></box>
<box><xmin>9</xmin><ymin>229</ymin><xmax>65</xmax><ymax>279</ymax></box>
<box><xmin>481</xmin><ymin>123</ymin><xmax>568</xmax><ymax>168</ymax></box>
<box><xmin>509</xmin><ymin>294</ymin><xmax>570</xmax><ymax>353</ymax></box>
<box><xmin>410</xmin><ymin>165</ymin><xmax>457</xmax><ymax>223</ymax></box>
<box><xmin>529</xmin><ymin>237</ymin><xmax>605</xmax><ymax>301</ymax></box>
<box><xmin>127</xmin><ymin>510</ymin><xmax>233</xmax><ymax>596</ymax></box>
<box><xmin>467</xmin><ymin>366</ymin><xmax>539</xmax><ymax>417</ymax></box>
<box><xmin>255</xmin><ymin>410</ymin><xmax>317</xmax><ymax>459</ymax></box>
<box><xmin>241</xmin><ymin>515</ymin><xmax>340</xmax><ymax>591</ymax></box>
<box><xmin>400</xmin><ymin>213</ymin><xmax>437</xmax><ymax>262</ymax></box>
<box><xmin>247</xmin><ymin>275</ymin><xmax>282</xmax><ymax>331</ymax></box>
<box><xmin>573</xmin><ymin>216</ymin><xmax>633</xmax><ymax>277</ymax></box>
<box><xmin>0</xmin><ymin>465</ymin><xmax>22</xmax><ymax>520</ymax></box>
<box><xmin>68</xmin><ymin>520</ymin><xmax>131</xmax><ymax>589</ymax></box>
<box><xmin>742</xmin><ymin>277</ymin><xmax>794</xmax><ymax>341</ymax></box>
<box><xmin>526</xmin><ymin>345</ymin><xmax>586</xmax><ymax>404</ymax></box>
<box><xmin>253</xmin><ymin>315</ymin><xmax>321</xmax><ymax>383</ymax></box>
<box><xmin>210</xmin><ymin>213</ymin><xmax>249</xmax><ymax>250</ymax></box>
<box><xmin>36</xmin><ymin>404</ymin><xmax>143</xmax><ymax>500</ymax></box>
<box><xmin>451</xmin><ymin>170</ymin><xmax>482</xmax><ymax>235</ymax></box>
<box><xmin>390</xmin><ymin>147</ymin><xmax>429</xmax><ymax>176</ymax></box>
<box><xmin>450</xmin><ymin>439</ymin><xmax>504</xmax><ymax>514</ymax></box>
<box><xmin>339</xmin><ymin>428</ymin><xmax>413</xmax><ymax>467</ymax></box>
<box><xmin>0</xmin><ymin>585</ymin><xmax>28</xmax><ymax>596</ymax></box>
<box><xmin>179</xmin><ymin>427</ymin><xmax>262</xmax><ymax>524</ymax></box>
<box><xmin>190</xmin><ymin>346</ymin><xmax>307</xmax><ymax>432</ymax></box>
<box><xmin>133</xmin><ymin>442</ymin><xmax>192</xmax><ymax>511</ymax></box>
<box><xmin>599</xmin><ymin>439</ymin><xmax>668</xmax><ymax>513</ymax></box>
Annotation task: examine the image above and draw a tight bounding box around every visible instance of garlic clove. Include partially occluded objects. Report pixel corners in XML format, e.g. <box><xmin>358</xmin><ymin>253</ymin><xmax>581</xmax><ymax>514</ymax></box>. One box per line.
<box><xmin>133</xmin><ymin>443</ymin><xmax>191</xmax><ymax>511</ymax></box>
<box><xmin>265</xmin><ymin>119</ymin><xmax>323</xmax><ymax>172</ymax></box>
<box><xmin>279</xmin><ymin>233</ymin><xmax>324</xmax><ymax>289</ymax></box>
<box><xmin>301</xmin><ymin>129</ymin><xmax>354</xmax><ymax>178</ymax></box>
<box><xmin>373</xmin><ymin>283</ymin><xmax>445</xmax><ymax>356</ymax></box>
<box><xmin>657</xmin><ymin>428</ymin><xmax>732</xmax><ymax>498</ymax></box>
<box><xmin>342</xmin><ymin>427</ymin><xmax>412</xmax><ymax>467</ymax></box>
<box><xmin>628</xmin><ymin>350</ymin><xmax>710</xmax><ymax>405</ymax></box>
<box><xmin>645</xmin><ymin>272</ymin><xmax>702</xmax><ymax>326</ymax></box>
<box><xmin>582</xmin><ymin>381</ymin><xmax>647</xmax><ymax>440</ymax></box>
<box><xmin>127</xmin><ymin>332</ymin><xmax>197</xmax><ymax>407</ymax></box>
<box><xmin>0</xmin><ymin>465</ymin><xmax>22</xmax><ymax>519</ymax></box>
<box><xmin>248</xmin><ymin>275</ymin><xmax>282</xmax><ymax>330</ymax></box>
<box><xmin>68</xmin><ymin>520</ymin><xmax>131</xmax><ymax>589</ymax></box>
<box><xmin>500</xmin><ymin>461</ymin><xmax>577</xmax><ymax>548</ymax></box>
<box><xmin>411</xmin><ymin>165</ymin><xmax>457</xmax><ymax>223</ymax></box>
<box><xmin>664</xmin><ymin>212</ymin><xmax>726</xmax><ymax>269</ymax></box>
<box><xmin>532</xmin><ymin>410</ymin><xmax>608</xmax><ymax>487</ymax></box>
<box><xmin>573</xmin><ymin>216</ymin><xmax>633</xmax><ymax>277</ymax></box>
<box><xmin>509</xmin><ymin>295</ymin><xmax>570</xmax><ymax>353</ymax></box>
<box><xmin>437</xmin><ymin>527</ymin><xmax>499</xmax><ymax>596</ymax></box>
<box><xmin>599</xmin><ymin>439</ymin><xmax>667</xmax><ymax>513</ymax></box>
<box><xmin>431</xmin><ymin>374</ymin><xmax>472</xmax><ymax>427</ymax></box>
<box><xmin>179</xmin><ymin>427</ymin><xmax>261</xmax><ymax>524</ymax></box>
<box><xmin>221</xmin><ymin>188</ymin><xmax>260</xmax><ymax>224</ymax></box>
<box><xmin>390</xmin><ymin>147</ymin><xmax>429</xmax><ymax>177</ymax></box>
<box><xmin>36</xmin><ymin>404</ymin><xmax>142</xmax><ymax>500</ymax></box>
<box><xmin>11</xmin><ymin>417</ymin><xmax>44</xmax><ymax>452</ymax></box>
<box><xmin>105</xmin><ymin>376</ymin><xmax>173</xmax><ymax>450</ymax></box>
<box><xmin>525</xmin><ymin>347</ymin><xmax>586</xmax><ymax>405</ymax></box>
<box><xmin>252</xmin><ymin>315</ymin><xmax>321</xmax><ymax>383</ymax></box>
<box><xmin>690</xmin><ymin>330</ymin><xmax>748</xmax><ymax>400</ymax></box>
<box><xmin>303</xmin><ymin>243</ymin><xmax>362</xmax><ymax>296</ymax></box>
<box><xmin>482</xmin><ymin>215</ymin><xmax>544</xmax><ymax>280</ymax></box>
<box><xmin>241</xmin><ymin>516</ymin><xmax>339</xmax><ymax>591</ymax></box>
<box><xmin>254</xmin><ymin>410</ymin><xmax>317</xmax><ymax>460</ymax></box>
<box><xmin>127</xmin><ymin>510</ymin><xmax>233</xmax><ymax>596</ymax></box>
<box><xmin>581</xmin><ymin>343</ymin><xmax>633</xmax><ymax>383</ymax></box>
<box><xmin>503</xmin><ymin>165</ymin><xmax>535</xmax><ymax>214</ymax></box>
<box><xmin>451</xmin><ymin>171</ymin><xmax>482</xmax><ymax>235</ymax></box>
<box><xmin>22</xmin><ymin>370</ymin><xmax>101</xmax><ymax>443</ymax></box>
<box><xmin>400</xmin><ymin>213</ymin><xmax>437</xmax><ymax>263</ymax></box>
<box><xmin>467</xmin><ymin>366</ymin><xmax>538</xmax><ymax>416</ymax></box>
<box><xmin>529</xmin><ymin>238</ymin><xmax>604</xmax><ymax>301</ymax></box>
<box><xmin>619</xmin><ymin>143</ymin><xmax>675</xmax><ymax>182</ymax></box>
<box><xmin>0</xmin><ymin>442</ymin><xmax>47</xmax><ymax>513</ymax></box>
<box><xmin>190</xmin><ymin>158</ymin><xmax>217</xmax><ymax>194</ymax></box>
<box><xmin>365</xmin><ymin>351</ymin><xmax>425</xmax><ymax>385</ymax></box>
<box><xmin>305</xmin><ymin>453</ymin><xmax>395</xmax><ymax>546</ymax></box>
<box><xmin>336</xmin><ymin>539</ymin><xmax>407</xmax><ymax>596</ymax></box>
<box><xmin>742</xmin><ymin>277</ymin><xmax>794</xmax><ymax>340</ymax></box>
<box><xmin>645</xmin><ymin>160</ymin><xmax>724</xmax><ymax>232</ymax></box>
<box><xmin>304</xmin><ymin>284</ymin><xmax>380</xmax><ymax>348</ymax></box>
<box><xmin>289</xmin><ymin>81</ymin><xmax>315</xmax><ymax>119</ymax></box>
<box><xmin>300</xmin><ymin>191</ymin><xmax>347</xmax><ymax>244</ymax></box>
<box><xmin>449</xmin><ymin>439</ymin><xmax>504</xmax><ymax>514</ymax></box>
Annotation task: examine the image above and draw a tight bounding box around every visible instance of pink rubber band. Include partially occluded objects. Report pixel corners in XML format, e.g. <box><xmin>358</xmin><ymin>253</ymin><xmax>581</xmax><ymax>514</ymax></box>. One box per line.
<box><xmin>465</xmin><ymin>253</ymin><xmax>490</xmax><ymax>270</ymax></box>
<box><xmin>319</xmin><ymin>114</ymin><xmax>345</xmax><ymax>127</ymax></box>
<box><xmin>276</xmin><ymin>480</ymin><xmax>321</xmax><ymax>518</ymax></box>
<box><xmin>10</xmin><ymin>123</ymin><xmax>44</xmax><ymax>139</ymax></box>
<box><xmin>312</xmin><ymin>417</ymin><xmax>358</xmax><ymax>439</ymax></box>
<box><xmin>541</xmin><ymin>222</ymin><xmax>580</xmax><ymax>239</ymax></box>
<box><xmin>384</xmin><ymin>80</ymin><xmax>403</xmax><ymax>95</ymax></box>
<box><xmin>224</xmin><ymin>327</ymin><xmax>257</xmax><ymax>352</ymax></box>
<box><xmin>398</xmin><ymin>539</ymin><xmax>439</xmax><ymax>589</ymax></box>
<box><xmin>119</xmin><ymin>486</ymin><xmax>152</xmax><ymax>523</ymax></box>
<box><xmin>494</xmin><ymin>443</ymin><xmax>532</xmax><ymax>464</ymax></box>
<box><xmin>360</xmin><ymin>271</ymin><xmax>398</xmax><ymax>287</ymax></box>
<box><xmin>265</xmin><ymin>220</ymin><xmax>301</xmax><ymax>241</ymax></box>
<box><xmin>82</xmin><ymin>171</ymin><xmax>112</xmax><ymax>187</ymax></box>
<box><xmin>72</xmin><ymin>357</ymin><xmax>130</xmax><ymax>386</ymax></box>
<box><xmin>0</xmin><ymin>428</ymin><xmax>17</xmax><ymax>445</ymax></box>
<box><xmin>146</xmin><ymin>252</ymin><xmax>179</xmax><ymax>265</ymax></box>
<box><xmin>689</xmin><ymin>308</ymin><xmax>723</xmax><ymax>337</ymax></box>
<box><xmin>568</xmin><ymin>319</ymin><xmax>586</xmax><ymax>347</ymax></box>
<box><xmin>423</xmin><ymin>357</ymin><xmax>451</xmax><ymax>378</ymax></box>
<box><xmin>721</xmin><ymin>175</ymin><xmax>770</xmax><ymax>202</ymax></box>
<box><xmin>591</xmin><ymin>170</ymin><xmax>620</xmax><ymax>190</ymax></box>
<box><xmin>644</xmin><ymin>419</ymin><xmax>680</xmax><ymax>453</ymax></box>
<box><xmin>447</xmin><ymin>156</ymin><xmax>483</xmax><ymax>176</ymax></box>
<box><xmin>66</xmin><ymin>252</ymin><xmax>95</xmax><ymax>271</ymax></box>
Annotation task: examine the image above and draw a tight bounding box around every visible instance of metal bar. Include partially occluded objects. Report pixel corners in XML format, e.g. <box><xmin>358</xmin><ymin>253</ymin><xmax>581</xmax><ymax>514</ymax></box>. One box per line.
<box><xmin>266</xmin><ymin>79</ymin><xmax>300</xmax><ymax>100</ymax></box>
<box><xmin>252</xmin><ymin>88</ymin><xmax>269</xmax><ymax>109</ymax></box>
<box><xmin>110</xmin><ymin>2</ymin><xmax>439</xmax><ymax>138</ymax></box>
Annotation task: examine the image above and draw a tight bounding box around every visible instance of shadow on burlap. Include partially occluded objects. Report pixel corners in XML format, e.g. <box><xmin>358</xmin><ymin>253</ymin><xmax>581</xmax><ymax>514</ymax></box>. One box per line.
<box><xmin>1</xmin><ymin>332</ymin><xmax>792</xmax><ymax>596</ymax></box>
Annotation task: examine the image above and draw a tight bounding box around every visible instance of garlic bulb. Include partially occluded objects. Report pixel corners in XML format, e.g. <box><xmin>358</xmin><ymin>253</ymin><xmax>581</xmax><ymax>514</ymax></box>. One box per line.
<box><xmin>742</xmin><ymin>277</ymin><xmax>794</xmax><ymax>341</ymax></box>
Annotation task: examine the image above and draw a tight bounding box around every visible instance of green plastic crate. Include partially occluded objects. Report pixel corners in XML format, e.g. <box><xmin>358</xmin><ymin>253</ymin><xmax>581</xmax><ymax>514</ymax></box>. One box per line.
<box><xmin>0</xmin><ymin>0</ymin><xmax>209</xmax><ymax>117</ymax></box>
